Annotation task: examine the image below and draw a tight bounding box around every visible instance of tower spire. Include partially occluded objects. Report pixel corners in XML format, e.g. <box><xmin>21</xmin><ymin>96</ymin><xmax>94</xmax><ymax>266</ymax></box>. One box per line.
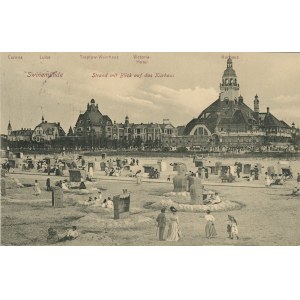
<box><xmin>7</xmin><ymin>120</ymin><xmax>12</xmax><ymax>130</ymax></box>
<box><xmin>220</xmin><ymin>55</ymin><xmax>239</xmax><ymax>101</ymax></box>
<box><xmin>254</xmin><ymin>94</ymin><xmax>259</xmax><ymax>113</ymax></box>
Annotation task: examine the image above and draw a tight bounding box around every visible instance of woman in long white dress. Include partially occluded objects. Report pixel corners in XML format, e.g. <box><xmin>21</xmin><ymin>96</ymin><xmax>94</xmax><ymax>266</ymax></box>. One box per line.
<box><xmin>33</xmin><ymin>180</ymin><xmax>41</xmax><ymax>196</ymax></box>
<box><xmin>166</xmin><ymin>206</ymin><xmax>181</xmax><ymax>242</ymax></box>
<box><xmin>205</xmin><ymin>210</ymin><xmax>217</xmax><ymax>238</ymax></box>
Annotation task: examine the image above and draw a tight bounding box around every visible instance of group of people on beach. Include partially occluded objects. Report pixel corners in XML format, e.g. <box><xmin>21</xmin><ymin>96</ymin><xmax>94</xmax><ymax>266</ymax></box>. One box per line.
<box><xmin>156</xmin><ymin>207</ymin><xmax>239</xmax><ymax>242</ymax></box>
<box><xmin>83</xmin><ymin>193</ymin><xmax>114</xmax><ymax>208</ymax></box>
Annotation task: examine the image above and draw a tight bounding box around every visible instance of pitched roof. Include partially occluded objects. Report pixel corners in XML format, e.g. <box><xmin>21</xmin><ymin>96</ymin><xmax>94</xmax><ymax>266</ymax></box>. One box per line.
<box><xmin>259</xmin><ymin>113</ymin><xmax>288</xmax><ymax>128</ymax></box>
<box><xmin>10</xmin><ymin>129</ymin><xmax>33</xmax><ymax>136</ymax></box>
<box><xmin>34</xmin><ymin>122</ymin><xmax>65</xmax><ymax>136</ymax></box>
<box><xmin>185</xmin><ymin>98</ymin><xmax>256</xmax><ymax>135</ymax></box>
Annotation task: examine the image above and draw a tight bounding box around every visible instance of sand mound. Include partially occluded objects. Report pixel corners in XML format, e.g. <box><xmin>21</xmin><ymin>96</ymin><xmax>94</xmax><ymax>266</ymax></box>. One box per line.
<box><xmin>149</xmin><ymin>198</ymin><xmax>244</xmax><ymax>212</ymax></box>
<box><xmin>3</xmin><ymin>177</ymin><xmax>24</xmax><ymax>189</ymax></box>
<box><xmin>164</xmin><ymin>191</ymin><xmax>190</xmax><ymax>197</ymax></box>
<box><xmin>74</xmin><ymin>213</ymin><xmax>154</xmax><ymax>231</ymax></box>
<box><xmin>66</xmin><ymin>233</ymin><xmax>115</xmax><ymax>246</ymax></box>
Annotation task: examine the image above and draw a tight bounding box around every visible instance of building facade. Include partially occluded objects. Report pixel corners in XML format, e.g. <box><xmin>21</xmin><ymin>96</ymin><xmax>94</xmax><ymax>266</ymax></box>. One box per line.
<box><xmin>74</xmin><ymin>99</ymin><xmax>113</xmax><ymax>138</ymax></box>
<box><xmin>162</xmin><ymin>57</ymin><xmax>293</xmax><ymax>150</ymax></box>
<box><xmin>72</xmin><ymin>100</ymin><xmax>177</xmax><ymax>148</ymax></box>
<box><xmin>7</xmin><ymin>121</ymin><xmax>33</xmax><ymax>142</ymax></box>
<box><xmin>110</xmin><ymin>117</ymin><xmax>177</xmax><ymax>147</ymax></box>
<box><xmin>31</xmin><ymin>117</ymin><xmax>65</xmax><ymax>142</ymax></box>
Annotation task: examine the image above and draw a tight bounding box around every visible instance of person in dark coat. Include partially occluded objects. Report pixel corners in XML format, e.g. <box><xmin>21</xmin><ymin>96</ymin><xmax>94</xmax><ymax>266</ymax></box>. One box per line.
<box><xmin>46</xmin><ymin>178</ymin><xmax>51</xmax><ymax>191</ymax></box>
<box><xmin>47</xmin><ymin>164</ymin><xmax>51</xmax><ymax>176</ymax></box>
<box><xmin>156</xmin><ymin>208</ymin><xmax>167</xmax><ymax>241</ymax></box>
<box><xmin>6</xmin><ymin>161</ymin><xmax>10</xmax><ymax>173</ymax></box>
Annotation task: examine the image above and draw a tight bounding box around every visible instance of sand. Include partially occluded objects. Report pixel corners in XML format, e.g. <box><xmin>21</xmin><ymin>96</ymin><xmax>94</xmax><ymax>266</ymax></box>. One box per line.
<box><xmin>1</xmin><ymin>154</ymin><xmax>300</xmax><ymax>246</ymax></box>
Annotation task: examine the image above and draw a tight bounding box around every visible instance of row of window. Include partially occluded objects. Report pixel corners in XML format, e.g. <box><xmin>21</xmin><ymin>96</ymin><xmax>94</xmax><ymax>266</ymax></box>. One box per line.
<box><xmin>77</xmin><ymin>127</ymin><xmax>175</xmax><ymax>135</ymax></box>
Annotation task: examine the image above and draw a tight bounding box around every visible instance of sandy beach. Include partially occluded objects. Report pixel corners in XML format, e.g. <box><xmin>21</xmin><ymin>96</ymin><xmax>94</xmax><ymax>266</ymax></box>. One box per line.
<box><xmin>1</xmin><ymin>154</ymin><xmax>300</xmax><ymax>246</ymax></box>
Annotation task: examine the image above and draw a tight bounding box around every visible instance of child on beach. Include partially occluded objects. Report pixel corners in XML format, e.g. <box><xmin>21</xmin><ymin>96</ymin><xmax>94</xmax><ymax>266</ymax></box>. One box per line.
<box><xmin>227</xmin><ymin>215</ymin><xmax>239</xmax><ymax>240</ymax></box>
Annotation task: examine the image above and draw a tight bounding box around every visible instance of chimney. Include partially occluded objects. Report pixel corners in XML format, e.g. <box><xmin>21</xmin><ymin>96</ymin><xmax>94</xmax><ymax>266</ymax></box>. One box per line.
<box><xmin>267</xmin><ymin>107</ymin><xmax>270</xmax><ymax>114</ymax></box>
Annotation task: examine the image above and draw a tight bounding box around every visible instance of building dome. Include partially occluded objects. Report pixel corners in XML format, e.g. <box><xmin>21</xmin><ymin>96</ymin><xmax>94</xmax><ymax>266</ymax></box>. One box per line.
<box><xmin>223</xmin><ymin>56</ymin><xmax>236</xmax><ymax>77</ymax></box>
<box><xmin>223</xmin><ymin>68</ymin><xmax>237</xmax><ymax>77</ymax></box>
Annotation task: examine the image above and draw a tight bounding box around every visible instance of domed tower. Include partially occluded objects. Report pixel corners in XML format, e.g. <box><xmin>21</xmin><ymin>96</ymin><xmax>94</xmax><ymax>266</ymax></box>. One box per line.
<box><xmin>254</xmin><ymin>94</ymin><xmax>259</xmax><ymax>113</ymax></box>
<box><xmin>220</xmin><ymin>56</ymin><xmax>240</xmax><ymax>102</ymax></box>
<box><xmin>7</xmin><ymin>120</ymin><xmax>12</xmax><ymax>136</ymax></box>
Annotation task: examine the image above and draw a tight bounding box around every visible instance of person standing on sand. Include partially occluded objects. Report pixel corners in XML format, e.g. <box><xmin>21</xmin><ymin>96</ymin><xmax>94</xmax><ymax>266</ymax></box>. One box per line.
<box><xmin>156</xmin><ymin>208</ymin><xmax>167</xmax><ymax>241</ymax></box>
<box><xmin>297</xmin><ymin>173</ymin><xmax>300</xmax><ymax>187</ymax></box>
<box><xmin>166</xmin><ymin>206</ymin><xmax>181</xmax><ymax>242</ymax></box>
<box><xmin>227</xmin><ymin>215</ymin><xmax>239</xmax><ymax>239</ymax></box>
<box><xmin>204</xmin><ymin>210</ymin><xmax>217</xmax><ymax>239</ymax></box>
<box><xmin>265</xmin><ymin>172</ymin><xmax>272</xmax><ymax>187</ymax></box>
<box><xmin>46</xmin><ymin>178</ymin><xmax>51</xmax><ymax>191</ymax></box>
<box><xmin>33</xmin><ymin>180</ymin><xmax>41</xmax><ymax>196</ymax></box>
<box><xmin>227</xmin><ymin>215</ymin><xmax>232</xmax><ymax>238</ymax></box>
<box><xmin>230</xmin><ymin>217</ymin><xmax>239</xmax><ymax>240</ymax></box>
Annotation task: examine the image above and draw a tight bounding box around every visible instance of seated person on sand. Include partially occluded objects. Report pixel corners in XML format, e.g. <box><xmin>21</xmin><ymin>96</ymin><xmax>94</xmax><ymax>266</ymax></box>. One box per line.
<box><xmin>79</xmin><ymin>180</ymin><xmax>87</xmax><ymax>189</ymax></box>
<box><xmin>83</xmin><ymin>196</ymin><xmax>94</xmax><ymax>206</ymax></box>
<box><xmin>203</xmin><ymin>192</ymin><xmax>222</xmax><ymax>205</ymax></box>
<box><xmin>105</xmin><ymin>167</ymin><xmax>109</xmax><ymax>176</ymax></box>
<box><xmin>86</xmin><ymin>174</ymin><xmax>93</xmax><ymax>181</ymax></box>
<box><xmin>127</xmin><ymin>170</ymin><xmax>134</xmax><ymax>177</ymax></box>
<box><xmin>106</xmin><ymin>197</ymin><xmax>114</xmax><ymax>209</ymax></box>
<box><xmin>248</xmin><ymin>174</ymin><xmax>255</xmax><ymax>181</ymax></box>
<box><xmin>203</xmin><ymin>191</ymin><xmax>215</xmax><ymax>205</ymax></box>
<box><xmin>279</xmin><ymin>174</ymin><xmax>285</xmax><ymax>185</ymax></box>
<box><xmin>292</xmin><ymin>187</ymin><xmax>300</xmax><ymax>196</ymax></box>
<box><xmin>101</xmin><ymin>199</ymin><xmax>108</xmax><ymax>208</ymax></box>
<box><xmin>59</xmin><ymin>226</ymin><xmax>79</xmax><ymax>242</ymax></box>
<box><xmin>47</xmin><ymin>227</ymin><xmax>59</xmax><ymax>244</ymax></box>
<box><xmin>61</xmin><ymin>180</ymin><xmax>69</xmax><ymax>191</ymax></box>
<box><xmin>94</xmin><ymin>196</ymin><xmax>102</xmax><ymax>206</ymax></box>
<box><xmin>93</xmin><ymin>192</ymin><xmax>103</xmax><ymax>206</ymax></box>
<box><xmin>113</xmin><ymin>169</ymin><xmax>120</xmax><ymax>177</ymax></box>
<box><xmin>211</xmin><ymin>192</ymin><xmax>222</xmax><ymax>204</ymax></box>
<box><xmin>274</xmin><ymin>174</ymin><xmax>284</xmax><ymax>185</ymax></box>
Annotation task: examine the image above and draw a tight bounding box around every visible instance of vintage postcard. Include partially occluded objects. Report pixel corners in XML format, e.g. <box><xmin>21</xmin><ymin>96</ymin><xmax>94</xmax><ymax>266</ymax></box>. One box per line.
<box><xmin>1</xmin><ymin>52</ymin><xmax>299</xmax><ymax>246</ymax></box>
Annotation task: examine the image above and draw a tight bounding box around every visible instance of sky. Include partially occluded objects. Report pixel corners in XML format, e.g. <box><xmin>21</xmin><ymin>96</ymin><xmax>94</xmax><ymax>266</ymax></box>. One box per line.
<box><xmin>1</xmin><ymin>52</ymin><xmax>300</xmax><ymax>134</ymax></box>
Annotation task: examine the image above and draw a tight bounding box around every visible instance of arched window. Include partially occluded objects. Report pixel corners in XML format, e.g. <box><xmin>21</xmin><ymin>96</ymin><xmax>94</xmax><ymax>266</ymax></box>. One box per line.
<box><xmin>192</xmin><ymin>125</ymin><xmax>211</xmax><ymax>136</ymax></box>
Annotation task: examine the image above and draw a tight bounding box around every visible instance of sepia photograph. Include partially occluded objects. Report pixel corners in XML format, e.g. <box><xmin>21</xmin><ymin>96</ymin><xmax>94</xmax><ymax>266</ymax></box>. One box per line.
<box><xmin>1</xmin><ymin>1</ymin><xmax>300</xmax><ymax>300</ymax></box>
<box><xmin>1</xmin><ymin>52</ymin><xmax>299</xmax><ymax>246</ymax></box>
